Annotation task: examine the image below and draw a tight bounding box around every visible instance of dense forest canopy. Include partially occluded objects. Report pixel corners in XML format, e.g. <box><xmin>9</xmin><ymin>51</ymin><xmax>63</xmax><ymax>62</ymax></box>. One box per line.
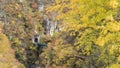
<box><xmin>0</xmin><ymin>0</ymin><xmax>120</xmax><ymax>68</ymax></box>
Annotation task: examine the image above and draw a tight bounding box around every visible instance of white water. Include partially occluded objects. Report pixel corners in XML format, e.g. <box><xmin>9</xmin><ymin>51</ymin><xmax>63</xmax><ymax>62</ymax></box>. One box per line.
<box><xmin>36</xmin><ymin>0</ymin><xmax>60</xmax><ymax>36</ymax></box>
<box><xmin>38</xmin><ymin>4</ymin><xmax>44</xmax><ymax>11</ymax></box>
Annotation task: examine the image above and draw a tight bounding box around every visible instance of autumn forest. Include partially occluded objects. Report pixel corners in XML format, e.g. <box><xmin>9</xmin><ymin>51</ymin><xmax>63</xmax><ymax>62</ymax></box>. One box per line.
<box><xmin>0</xmin><ymin>0</ymin><xmax>120</xmax><ymax>68</ymax></box>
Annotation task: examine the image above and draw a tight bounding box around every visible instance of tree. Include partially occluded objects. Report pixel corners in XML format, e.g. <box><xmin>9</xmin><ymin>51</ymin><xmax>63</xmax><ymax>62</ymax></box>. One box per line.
<box><xmin>0</xmin><ymin>32</ymin><xmax>24</xmax><ymax>68</ymax></box>
<box><xmin>41</xmin><ymin>0</ymin><xmax>120</xmax><ymax>68</ymax></box>
<box><xmin>2</xmin><ymin>0</ymin><xmax>45</xmax><ymax>67</ymax></box>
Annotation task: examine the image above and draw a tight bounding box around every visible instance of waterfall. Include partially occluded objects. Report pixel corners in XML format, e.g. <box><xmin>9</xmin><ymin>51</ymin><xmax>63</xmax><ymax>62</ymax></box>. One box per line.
<box><xmin>38</xmin><ymin>4</ymin><xmax>44</xmax><ymax>11</ymax></box>
<box><xmin>43</xmin><ymin>17</ymin><xmax>59</xmax><ymax>36</ymax></box>
<box><xmin>36</xmin><ymin>0</ymin><xmax>60</xmax><ymax>36</ymax></box>
<box><xmin>49</xmin><ymin>21</ymin><xmax>55</xmax><ymax>36</ymax></box>
<box><xmin>19</xmin><ymin>0</ymin><xmax>22</xmax><ymax>3</ymax></box>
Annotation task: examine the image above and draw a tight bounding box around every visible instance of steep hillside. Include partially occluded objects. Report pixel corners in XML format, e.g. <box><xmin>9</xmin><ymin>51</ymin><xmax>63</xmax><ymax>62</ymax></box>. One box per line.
<box><xmin>0</xmin><ymin>28</ymin><xmax>24</xmax><ymax>68</ymax></box>
<box><xmin>1</xmin><ymin>0</ymin><xmax>120</xmax><ymax>68</ymax></box>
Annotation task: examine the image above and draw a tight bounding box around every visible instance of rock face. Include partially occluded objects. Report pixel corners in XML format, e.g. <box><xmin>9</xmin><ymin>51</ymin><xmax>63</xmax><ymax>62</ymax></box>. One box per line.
<box><xmin>0</xmin><ymin>34</ymin><xmax>24</xmax><ymax>68</ymax></box>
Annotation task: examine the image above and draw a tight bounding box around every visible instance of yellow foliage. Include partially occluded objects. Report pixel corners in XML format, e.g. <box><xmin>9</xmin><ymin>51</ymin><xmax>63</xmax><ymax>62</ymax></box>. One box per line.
<box><xmin>0</xmin><ymin>34</ymin><xmax>24</xmax><ymax>68</ymax></box>
<box><xmin>109</xmin><ymin>45</ymin><xmax>116</xmax><ymax>55</ymax></box>
<box><xmin>0</xmin><ymin>22</ymin><xmax>3</xmax><ymax>33</ymax></box>
<box><xmin>108</xmin><ymin>0</ymin><xmax>118</xmax><ymax>9</ymax></box>
<box><xmin>96</xmin><ymin>36</ymin><xmax>105</xmax><ymax>46</ymax></box>
<box><xmin>110</xmin><ymin>64</ymin><xmax>120</xmax><ymax>68</ymax></box>
<box><xmin>118</xmin><ymin>55</ymin><xmax>120</xmax><ymax>62</ymax></box>
<box><xmin>106</xmin><ymin>15</ymin><xmax>114</xmax><ymax>21</ymax></box>
<box><xmin>106</xmin><ymin>22</ymin><xmax>120</xmax><ymax>32</ymax></box>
